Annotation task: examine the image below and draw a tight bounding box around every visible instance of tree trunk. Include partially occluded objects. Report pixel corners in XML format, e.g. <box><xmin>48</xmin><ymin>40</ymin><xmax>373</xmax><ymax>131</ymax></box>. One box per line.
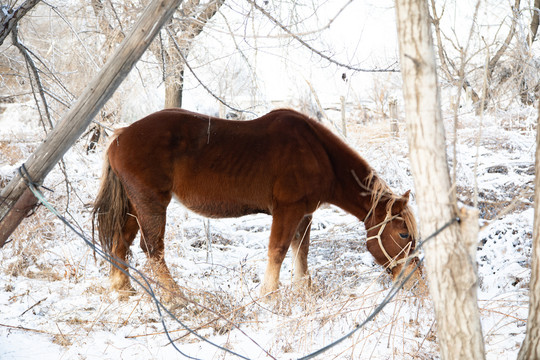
<box><xmin>0</xmin><ymin>0</ymin><xmax>184</xmax><ymax>247</ymax></box>
<box><xmin>517</xmin><ymin>100</ymin><xmax>540</xmax><ymax>359</ymax></box>
<box><xmin>164</xmin><ymin>56</ymin><xmax>185</xmax><ymax>108</ymax></box>
<box><xmin>530</xmin><ymin>0</ymin><xmax>540</xmax><ymax>44</ymax></box>
<box><xmin>163</xmin><ymin>0</ymin><xmax>224</xmax><ymax>108</ymax></box>
<box><xmin>389</xmin><ymin>98</ymin><xmax>399</xmax><ymax>138</ymax></box>
<box><xmin>394</xmin><ymin>0</ymin><xmax>485</xmax><ymax>359</ymax></box>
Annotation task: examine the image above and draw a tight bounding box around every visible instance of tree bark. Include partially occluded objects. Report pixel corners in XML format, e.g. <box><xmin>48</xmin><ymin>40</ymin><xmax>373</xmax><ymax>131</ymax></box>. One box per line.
<box><xmin>395</xmin><ymin>0</ymin><xmax>485</xmax><ymax>359</ymax></box>
<box><xmin>0</xmin><ymin>0</ymin><xmax>184</xmax><ymax>247</ymax></box>
<box><xmin>530</xmin><ymin>0</ymin><xmax>540</xmax><ymax>44</ymax></box>
<box><xmin>517</xmin><ymin>100</ymin><xmax>540</xmax><ymax>360</ymax></box>
<box><xmin>164</xmin><ymin>54</ymin><xmax>185</xmax><ymax>108</ymax></box>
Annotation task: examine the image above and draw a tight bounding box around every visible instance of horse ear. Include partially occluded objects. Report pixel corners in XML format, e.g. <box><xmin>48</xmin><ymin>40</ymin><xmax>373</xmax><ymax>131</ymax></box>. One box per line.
<box><xmin>402</xmin><ymin>190</ymin><xmax>411</xmax><ymax>201</ymax></box>
<box><xmin>392</xmin><ymin>190</ymin><xmax>411</xmax><ymax>214</ymax></box>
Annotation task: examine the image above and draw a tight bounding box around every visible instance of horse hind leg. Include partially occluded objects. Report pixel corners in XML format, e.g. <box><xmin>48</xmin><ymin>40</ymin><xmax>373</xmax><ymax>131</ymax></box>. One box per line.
<box><xmin>291</xmin><ymin>215</ymin><xmax>312</xmax><ymax>290</ymax></box>
<box><xmin>134</xmin><ymin>201</ymin><xmax>187</xmax><ymax>307</ymax></box>
<box><xmin>110</xmin><ymin>210</ymin><xmax>138</xmax><ymax>299</ymax></box>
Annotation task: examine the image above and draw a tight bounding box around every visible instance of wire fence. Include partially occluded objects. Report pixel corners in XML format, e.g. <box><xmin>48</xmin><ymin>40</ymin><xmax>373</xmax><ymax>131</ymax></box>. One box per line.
<box><xmin>16</xmin><ymin>164</ymin><xmax>458</xmax><ymax>360</ymax></box>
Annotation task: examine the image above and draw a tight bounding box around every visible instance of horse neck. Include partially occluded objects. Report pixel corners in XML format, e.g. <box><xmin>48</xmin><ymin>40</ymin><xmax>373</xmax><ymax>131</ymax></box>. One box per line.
<box><xmin>303</xmin><ymin>117</ymin><xmax>384</xmax><ymax>222</ymax></box>
<box><xmin>328</xmin><ymin>150</ymin><xmax>379</xmax><ymax>222</ymax></box>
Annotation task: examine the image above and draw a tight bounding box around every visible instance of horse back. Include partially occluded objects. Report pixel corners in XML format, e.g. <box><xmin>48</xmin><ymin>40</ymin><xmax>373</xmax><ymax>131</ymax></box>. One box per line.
<box><xmin>107</xmin><ymin>108</ymin><xmax>336</xmax><ymax>218</ymax></box>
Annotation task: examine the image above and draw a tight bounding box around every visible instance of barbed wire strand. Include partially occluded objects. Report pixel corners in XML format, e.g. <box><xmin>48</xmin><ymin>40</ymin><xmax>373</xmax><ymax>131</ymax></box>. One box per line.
<box><xmin>297</xmin><ymin>216</ymin><xmax>459</xmax><ymax>360</ymax></box>
<box><xmin>16</xmin><ymin>164</ymin><xmax>458</xmax><ymax>360</ymax></box>
<box><xmin>165</xmin><ymin>28</ymin><xmax>258</xmax><ymax>117</ymax></box>
<box><xmin>17</xmin><ymin>165</ymin><xmax>250</xmax><ymax>360</ymax></box>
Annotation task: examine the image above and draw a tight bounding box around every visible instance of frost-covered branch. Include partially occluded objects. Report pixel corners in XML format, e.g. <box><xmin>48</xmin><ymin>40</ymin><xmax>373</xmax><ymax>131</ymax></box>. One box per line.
<box><xmin>0</xmin><ymin>0</ymin><xmax>41</xmax><ymax>46</ymax></box>
<box><xmin>165</xmin><ymin>27</ymin><xmax>252</xmax><ymax>115</ymax></box>
<box><xmin>247</xmin><ymin>0</ymin><xmax>399</xmax><ymax>73</ymax></box>
<box><xmin>487</xmin><ymin>0</ymin><xmax>521</xmax><ymax>80</ymax></box>
<box><xmin>11</xmin><ymin>23</ymin><xmax>53</xmax><ymax>132</ymax></box>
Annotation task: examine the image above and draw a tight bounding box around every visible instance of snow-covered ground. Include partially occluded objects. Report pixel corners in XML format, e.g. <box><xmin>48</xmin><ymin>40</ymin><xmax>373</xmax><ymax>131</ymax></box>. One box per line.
<box><xmin>0</xmin><ymin>100</ymin><xmax>535</xmax><ymax>359</ymax></box>
<box><xmin>1</xmin><ymin>0</ymin><xmax>538</xmax><ymax>358</ymax></box>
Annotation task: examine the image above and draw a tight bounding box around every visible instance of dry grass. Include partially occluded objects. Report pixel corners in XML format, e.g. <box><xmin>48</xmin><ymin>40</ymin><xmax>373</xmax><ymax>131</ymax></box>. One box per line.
<box><xmin>0</xmin><ymin>141</ymin><xmax>26</xmax><ymax>166</ymax></box>
<box><xmin>3</xmin><ymin>215</ymin><xmax>61</xmax><ymax>279</ymax></box>
<box><xmin>0</xmin><ymin>83</ymin><xmax>534</xmax><ymax>360</ymax></box>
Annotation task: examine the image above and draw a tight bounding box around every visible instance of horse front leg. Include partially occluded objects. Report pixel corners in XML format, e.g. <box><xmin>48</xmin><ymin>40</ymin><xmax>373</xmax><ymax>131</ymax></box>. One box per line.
<box><xmin>290</xmin><ymin>215</ymin><xmax>312</xmax><ymax>290</ymax></box>
<box><xmin>260</xmin><ymin>207</ymin><xmax>305</xmax><ymax>297</ymax></box>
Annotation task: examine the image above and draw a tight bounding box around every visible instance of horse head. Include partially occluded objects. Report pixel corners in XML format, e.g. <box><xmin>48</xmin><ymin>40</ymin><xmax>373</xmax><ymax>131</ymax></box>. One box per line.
<box><xmin>364</xmin><ymin>190</ymin><xmax>425</xmax><ymax>292</ymax></box>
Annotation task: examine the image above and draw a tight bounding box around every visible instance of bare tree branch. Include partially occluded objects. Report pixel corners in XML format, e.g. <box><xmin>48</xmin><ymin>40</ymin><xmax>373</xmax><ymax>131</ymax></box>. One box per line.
<box><xmin>12</xmin><ymin>22</ymin><xmax>82</xmax><ymax>212</ymax></box>
<box><xmin>430</xmin><ymin>1</ymin><xmax>452</xmax><ymax>81</ymax></box>
<box><xmin>11</xmin><ymin>23</ymin><xmax>52</xmax><ymax>132</ymax></box>
<box><xmin>165</xmin><ymin>27</ymin><xmax>255</xmax><ymax>115</ymax></box>
<box><xmin>0</xmin><ymin>0</ymin><xmax>41</xmax><ymax>46</ymax></box>
<box><xmin>91</xmin><ymin>0</ymin><xmax>126</xmax><ymax>60</ymax></box>
<box><xmin>487</xmin><ymin>0</ymin><xmax>520</xmax><ymax>79</ymax></box>
<box><xmin>430</xmin><ymin>0</ymin><xmax>481</xmax><ymax>106</ymax></box>
<box><xmin>247</xmin><ymin>0</ymin><xmax>398</xmax><ymax>73</ymax></box>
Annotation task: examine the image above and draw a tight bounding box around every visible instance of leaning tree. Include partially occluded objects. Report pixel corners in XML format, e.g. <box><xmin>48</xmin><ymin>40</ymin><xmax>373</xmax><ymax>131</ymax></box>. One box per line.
<box><xmin>0</xmin><ymin>0</ymin><xmax>184</xmax><ymax>246</ymax></box>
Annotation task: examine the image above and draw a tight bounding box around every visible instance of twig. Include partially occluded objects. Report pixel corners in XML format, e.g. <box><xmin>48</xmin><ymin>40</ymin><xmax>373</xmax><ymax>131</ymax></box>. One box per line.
<box><xmin>413</xmin><ymin>319</ymin><xmax>435</xmax><ymax>357</ymax></box>
<box><xmin>479</xmin><ymin>307</ymin><xmax>527</xmax><ymax>323</ymax></box>
<box><xmin>122</xmin><ymin>294</ymin><xmax>144</xmax><ymax>327</ymax></box>
<box><xmin>47</xmin><ymin>5</ymin><xmax>99</xmax><ymax>70</ymax></box>
<box><xmin>55</xmin><ymin>323</ymin><xmax>69</xmax><ymax>344</ymax></box>
<box><xmin>20</xmin><ymin>297</ymin><xmax>47</xmax><ymax>316</ymax></box>
<box><xmin>21</xmin><ymin>44</ymin><xmax>76</xmax><ymax>103</ymax></box>
<box><xmin>0</xmin><ymin>322</ymin><xmax>56</xmax><ymax>336</ymax></box>
<box><xmin>430</xmin><ymin>0</ymin><xmax>482</xmax><ymax>108</ymax></box>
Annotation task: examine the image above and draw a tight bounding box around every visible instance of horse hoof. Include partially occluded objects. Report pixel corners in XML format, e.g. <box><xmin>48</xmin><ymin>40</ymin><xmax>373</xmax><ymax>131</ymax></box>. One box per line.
<box><xmin>293</xmin><ymin>275</ymin><xmax>312</xmax><ymax>291</ymax></box>
<box><xmin>117</xmin><ymin>287</ymin><xmax>137</xmax><ymax>301</ymax></box>
<box><xmin>259</xmin><ymin>287</ymin><xmax>280</xmax><ymax>302</ymax></box>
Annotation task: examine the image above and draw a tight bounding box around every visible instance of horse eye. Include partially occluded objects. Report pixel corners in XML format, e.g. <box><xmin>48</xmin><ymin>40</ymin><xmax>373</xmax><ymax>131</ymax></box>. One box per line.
<box><xmin>399</xmin><ymin>233</ymin><xmax>409</xmax><ymax>239</ymax></box>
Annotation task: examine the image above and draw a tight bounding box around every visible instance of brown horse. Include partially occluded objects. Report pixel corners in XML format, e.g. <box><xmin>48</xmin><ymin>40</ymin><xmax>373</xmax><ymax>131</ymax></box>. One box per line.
<box><xmin>93</xmin><ymin>108</ymin><xmax>420</xmax><ymax>303</ymax></box>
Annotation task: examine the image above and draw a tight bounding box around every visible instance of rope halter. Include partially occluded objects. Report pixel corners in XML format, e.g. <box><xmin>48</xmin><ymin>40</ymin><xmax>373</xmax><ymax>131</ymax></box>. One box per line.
<box><xmin>365</xmin><ymin>211</ymin><xmax>412</xmax><ymax>270</ymax></box>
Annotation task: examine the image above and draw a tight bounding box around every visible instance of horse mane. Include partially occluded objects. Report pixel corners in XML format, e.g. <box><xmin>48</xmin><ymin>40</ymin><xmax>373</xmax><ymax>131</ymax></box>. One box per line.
<box><xmin>271</xmin><ymin>108</ymin><xmax>418</xmax><ymax>239</ymax></box>
<box><xmin>364</xmin><ymin>170</ymin><xmax>418</xmax><ymax>240</ymax></box>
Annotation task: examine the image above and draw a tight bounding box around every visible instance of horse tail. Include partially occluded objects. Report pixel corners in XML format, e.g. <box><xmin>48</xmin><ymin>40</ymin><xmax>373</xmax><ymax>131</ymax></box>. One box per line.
<box><xmin>92</xmin><ymin>132</ymin><xmax>130</xmax><ymax>256</ymax></box>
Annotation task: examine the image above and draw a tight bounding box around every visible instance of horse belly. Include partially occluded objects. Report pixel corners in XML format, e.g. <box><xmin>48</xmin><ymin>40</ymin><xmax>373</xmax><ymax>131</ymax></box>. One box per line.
<box><xmin>172</xmin><ymin>171</ymin><xmax>272</xmax><ymax>218</ymax></box>
<box><xmin>181</xmin><ymin>199</ymin><xmax>269</xmax><ymax>218</ymax></box>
